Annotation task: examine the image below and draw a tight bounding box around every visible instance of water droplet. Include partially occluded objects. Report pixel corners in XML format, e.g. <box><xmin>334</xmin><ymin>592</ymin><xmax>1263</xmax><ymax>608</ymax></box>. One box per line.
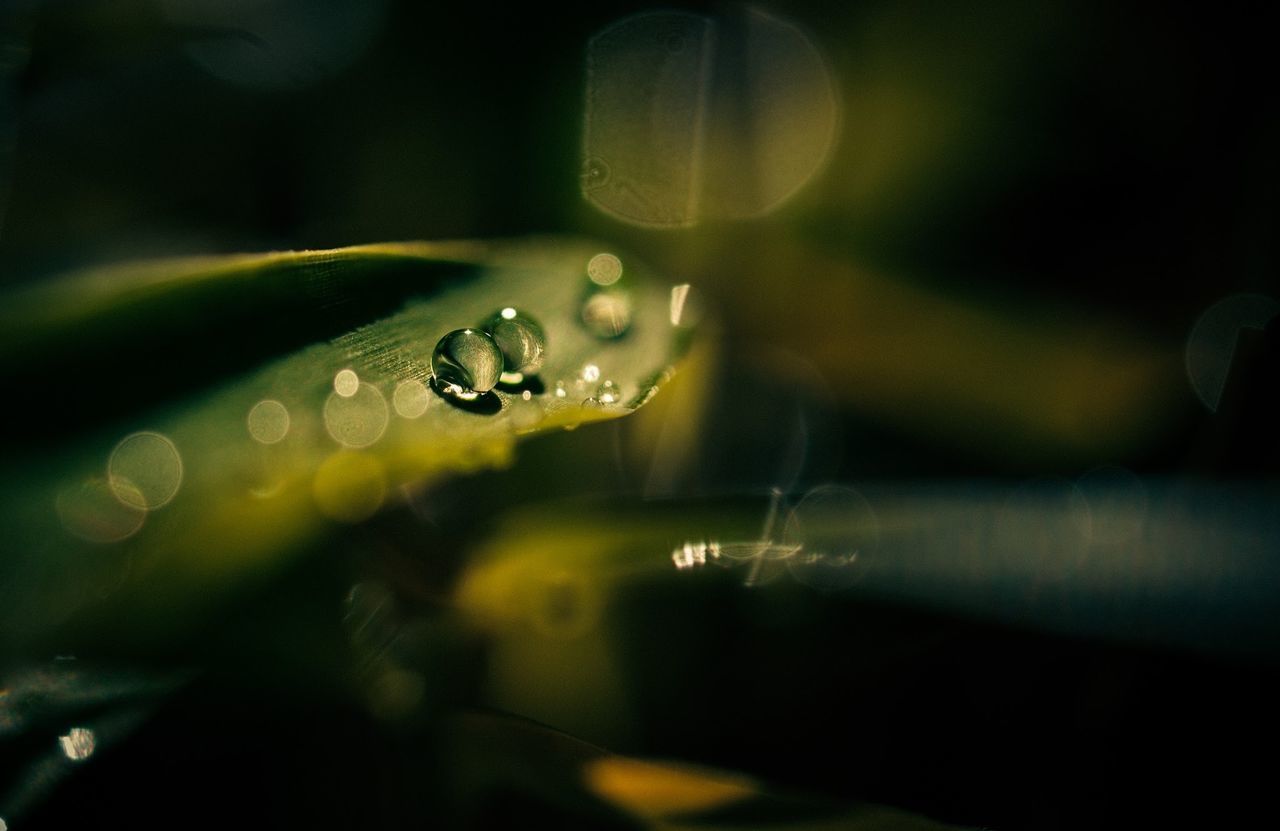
<box><xmin>783</xmin><ymin>485</ymin><xmax>877</xmax><ymax>591</ymax></box>
<box><xmin>595</xmin><ymin>380</ymin><xmax>621</xmax><ymax>405</ymax></box>
<box><xmin>554</xmin><ymin>381</ymin><xmax>569</xmax><ymax>399</ymax></box>
<box><xmin>247</xmin><ymin>399</ymin><xmax>290</xmax><ymax>444</ymax></box>
<box><xmin>431</xmin><ymin>328</ymin><xmax>503</xmax><ymax>400</ymax></box>
<box><xmin>587</xmin><ymin>253</ymin><xmax>624</xmax><ymax>286</ymax></box>
<box><xmin>108</xmin><ymin>432</ymin><xmax>183</xmax><ymax>510</ymax></box>
<box><xmin>581</xmin><ymin>290</ymin><xmax>633</xmax><ymax>339</ymax></box>
<box><xmin>334</xmin><ymin>368</ymin><xmax>360</xmax><ymax>398</ymax></box>
<box><xmin>324</xmin><ymin>383</ymin><xmax>389</xmax><ymax>448</ymax></box>
<box><xmin>581</xmin><ymin>364</ymin><xmax>601</xmax><ymax>383</ymax></box>
<box><xmin>59</xmin><ymin>727</ymin><xmax>96</xmax><ymax>761</ymax></box>
<box><xmin>481</xmin><ymin>308</ymin><xmax>546</xmax><ymax>377</ymax></box>
<box><xmin>581</xmin><ymin>397</ymin><xmax>604</xmax><ymax>410</ymax></box>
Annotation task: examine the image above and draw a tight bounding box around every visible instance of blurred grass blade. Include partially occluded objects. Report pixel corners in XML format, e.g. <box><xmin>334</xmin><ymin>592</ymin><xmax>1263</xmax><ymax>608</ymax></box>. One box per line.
<box><xmin>0</xmin><ymin>237</ymin><xmax>687</xmax><ymax>655</ymax></box>
<box><xmin>445</xmin><ymin>712</ymin><xmax>970</xmax><ymax>830</ymax></box>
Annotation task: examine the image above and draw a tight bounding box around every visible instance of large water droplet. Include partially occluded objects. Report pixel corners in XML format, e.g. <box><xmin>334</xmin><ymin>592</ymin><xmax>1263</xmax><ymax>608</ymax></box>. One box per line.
<box><xmin>482</xmin><ymin>307</ymin><xmax>547</xmax><ymax>378</ymax></box>
<box><xmin>431</xmin><ymin>328</ymin><xmax>503</xmax><ymax>400</ymax></box>
<box><xmin>581</xmin><ymin>290</ymin><xmax>633</xmax><ymax>339</ymax></box>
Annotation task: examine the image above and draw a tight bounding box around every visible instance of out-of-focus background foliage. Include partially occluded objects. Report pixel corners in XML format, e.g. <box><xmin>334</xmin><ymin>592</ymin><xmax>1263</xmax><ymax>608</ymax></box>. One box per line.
<box><xmin>1</xmin><ymin>1</ymin><xmax>1277</xmax><ymax>829</ymax></box>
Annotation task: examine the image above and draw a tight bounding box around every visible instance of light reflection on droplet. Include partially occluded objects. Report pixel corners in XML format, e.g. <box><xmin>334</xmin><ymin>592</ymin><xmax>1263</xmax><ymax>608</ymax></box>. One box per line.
<box><xmin>554</xmin><ymin>381</ymin><xmax>569</xmax><ymax>399</ymax></box>
<box><xmin>58</xmin><ymin>726</ymin><xmax>96</xmax><ymax>761</ymax></box>
<box><xmin>587</xmin><ymin>252</ymin><xmax>623</xmax><ymax>286</ymax></box>
<box><xmin>334</xmin><ymin>368</ymin><xmax>360</xmax><ymax>398</ymax></box>
<box><xmin>392</xmin><ymin>379</ymin><xmax>430</xmax><ymax>418</ymax></box>
<box><xmin>582</xmin><ymin>364</ymin><xmax>601</xmax><ymax>383</ymax></box>
<box><xmin>1185</xmin><ymin>293</ymin><xmax>1280</xmax><ymax>412</ymax></box>
<box><xmin>247</xmin><ymin>399</ymin><xmax>290</xmax><ymax>444</ymax></box>
<box><xmin>672</xmin><ymin>540</ymin><xmax>722</xmax><ymax>569</ymax></box>
<box><xmin>581</xmin><ymin>290</ymin><xmax>633</xmax><ymax>339</ymax></box>
<box><xmin>324</xmin><ymin>383</ymin><xmax>389</xmax><ymax>447</ymax></box>
<box><xmin>596</xmin><ymin>380</ymin><xmax>621</xmax><ymax>405</ymax></box>
<box><xmin>670</xmin><ymin>283</ymin><xmax>703</xmax><ymax>329</ymax></box>
<box><xmin>108</xmin><ymin>432</ymin><xmax>183</xmax><ymax>510</ymax></box>
<box><xmin>56</xmin><ymin>477</ymin><xmax>146</xmax><ymax>543</ymax></box>
<box><xmin>783</xmin><ymin>485</ymin><xmax>878</xmax><ymax>591</ymax></box>
<box><xmin>312</xmin><ymin>450</ymin><xmax>387</xmax><ymax>523</ymax></box>
<box><xmin>670</xmin><ymin>283</ymin><xmax>691</xmax><ymax>326</ymax></box>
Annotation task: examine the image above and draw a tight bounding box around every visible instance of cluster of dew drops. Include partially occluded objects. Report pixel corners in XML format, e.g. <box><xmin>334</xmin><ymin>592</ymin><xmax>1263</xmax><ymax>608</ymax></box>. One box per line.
<box><xmin>429</xmin><ymin>252</ymin><xmax>640</xmax><ymax>414</ymax></box>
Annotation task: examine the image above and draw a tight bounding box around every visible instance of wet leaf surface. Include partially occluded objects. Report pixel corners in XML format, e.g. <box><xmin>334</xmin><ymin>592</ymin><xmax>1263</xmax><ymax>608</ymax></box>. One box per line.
<box><xmin>0</xmin><ymin>237</ymin><xmax>688</xmax><ymax>654</ymax></box>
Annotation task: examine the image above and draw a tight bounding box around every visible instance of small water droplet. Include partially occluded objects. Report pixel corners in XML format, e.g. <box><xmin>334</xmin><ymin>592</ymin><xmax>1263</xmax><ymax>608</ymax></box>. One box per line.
<box><xmin>481</xmin><ymin>307</ymin><xmax>547</xmax><ymax>377</ymax></box>
<box><xmin>554</xmin><ymin>381</ymin><xmax>569</xmax><ymax>399</ymax></box>
<box><xmin>595</xmin><ymin>379</ymin><xmax>621</xmax><ymax>405</ymax></box>
<box><xmin>582</xmin><ymin>397</ymin><xmax>604</xmax><ymax>410</ymax></box>
<box><xmin>581</xmin><ymin>364</ymin><xmax>601</xmax><ymax>383</ymax></box>
<box><xmin>431</xmin><ymin>328</ymin><xmax>503</xmax><ymax>401</ymax></box>
<box><xmin>581</xmin><ymin>290</ymin><xmax>633</xmax><ymax>339</ymax></box>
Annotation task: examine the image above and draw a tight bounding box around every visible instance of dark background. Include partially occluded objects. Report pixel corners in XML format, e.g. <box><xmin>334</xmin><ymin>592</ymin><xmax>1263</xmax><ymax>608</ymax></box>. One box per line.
<box><xmin>2</xmin><ymin>1</ymin><xmax>1277</xmax><ymax>829</ymax></box>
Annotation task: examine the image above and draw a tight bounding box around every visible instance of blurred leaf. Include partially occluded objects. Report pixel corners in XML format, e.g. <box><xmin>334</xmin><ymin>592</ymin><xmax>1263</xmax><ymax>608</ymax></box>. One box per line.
<box><xmin>0</xmin><ymin>237</ymin><xmax>686</xmax><ymax>654</ymax></box>
<box><xmin>445</xmin><ymin>712</ymin><xmax>970</xmax><ymax>830</ymax></box>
